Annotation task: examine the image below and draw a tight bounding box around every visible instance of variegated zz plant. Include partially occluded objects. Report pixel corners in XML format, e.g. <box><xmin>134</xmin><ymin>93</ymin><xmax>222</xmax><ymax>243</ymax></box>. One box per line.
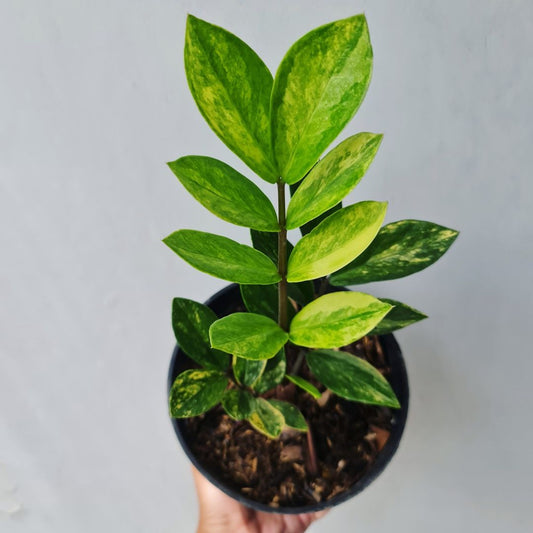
<box><xmin>165</xmin><ymin>15</ymin><xmax>458</xmax><ymax>439</ymax></box>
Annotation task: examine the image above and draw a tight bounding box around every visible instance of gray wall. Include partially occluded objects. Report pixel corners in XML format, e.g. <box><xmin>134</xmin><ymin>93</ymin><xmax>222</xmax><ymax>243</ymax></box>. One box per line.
<box><xmin>1</xmin><ymin>0</ymin><xmax>532</xmax><ymax>531</ymax></box>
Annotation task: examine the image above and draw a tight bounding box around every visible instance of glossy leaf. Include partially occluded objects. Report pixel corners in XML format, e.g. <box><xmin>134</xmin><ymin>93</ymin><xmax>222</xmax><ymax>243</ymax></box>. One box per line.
<box><xmin>221</xmin><ymin>389</ymin><xmax>255</xmax><ymax>420</ymax></box>
<box><xmin>370</xmin><ymin>299</ymin><xmax>427</xmax><ymax>335</ymax></box>
<box><xmin>185</xmin><ymin>15</ymin><xmax>278</xmax><ymax>182</ymax></box>
<box><xmin>287</xmin><ymin>201</ymin><xmax>387</xmax><ymax>282</ymax></box>
<box><xmin>286</xmin><ymin>374</ymin><xmax>321</xmax><ymax>399</ymax></box>
<box><xmin>250</xmin><ymin>229</ymin><xmax>293</xmax><ymax>264</ymax></box>
<box><xmin>300</xmin><ymin>202</ymin><xmax>342</xmax><ymax>236</ymax></box>
<box><xmin>169</xmin><ymin>369</ymin><xmax>228</xmax><ymax>418</ymax></box>
<box><xmin>163</xmin><ymin>230</ymin><xmax>280</xmax><ymax>285</ymax></box>
<box><xmin>271</xmin><ymin>15</ymin><xmax>373</xmax><ymax>184</ymax></box>
<box><xmin>268</xmin><ymin>399</ymin><xmax>308</xmax><ymax>431</ymax></box>
<box><xmin>172</xmin><ymin>298</ymin><xmax>229</xmax><ymax>370</ymax></box>
<box><xmin>248</xmin><ymin>397</ymin><xmax>285</xmax><ymax>438</ymax></box>
<box><xmin>288</xmin><ymin>282</ymin><xmax>315</xmax><ymax>306</ymax></box>
<box><xmin>289</xmin><ymin>292</ymin><xmax>393</xmax><ymax>348</ymax></box>
<box><xmin>240</xmin><ymin>284</ymin><xmax>297</xmax><ymax>323</ymax></box>
<box><xmin>289</xmin><ymin>181</ymin><xmax>341</xmax><ymax>236</ymax></box>
<box><xmin>249</xmin><ymin>231</ymin><xmax>314</xmax><ymax>304</ymax></box>
<box><xmin>253</xmin><ymin>349</ymin><xmax>286</xmax><ymax>394</ymax></box>
<box><xmin>329</xmin><ymin>220</ymin><xmax>459</xmax><ymax>285</ymax></box>
<box><xmin>286</xmin><ymin>133</ymin><xmax>383</xmax><ymax>229</ymax></box>
<box><xmin>306</xmin><ymin>349</ymin><xmax>400</xmax><ymax>408</ymax></box>
<box><xmin>168</xmin><ymin>156</ymin><xmax>278</xmax><ymax>231</ymax></box>
<box><xmin>233</xmin><ymin>356</ymin><xmax>266</xmax><ymax>387</ymax></box>
<box><xmin>240</xmin><ymin>284</ymin><xmax>278</xmax><ymax>321</ymax></box>
<box><xmin>210</xmin><ymin>313</ymin><xmax>289</xmax><ymax>360</ymax></box>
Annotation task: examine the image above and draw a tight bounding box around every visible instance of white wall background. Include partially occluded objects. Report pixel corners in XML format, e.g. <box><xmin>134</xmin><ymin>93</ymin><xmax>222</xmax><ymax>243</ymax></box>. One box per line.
<box><xmin>1</xmin><ymin>0</ymin><xmax>532</xmax><ymax>531</ymax></box>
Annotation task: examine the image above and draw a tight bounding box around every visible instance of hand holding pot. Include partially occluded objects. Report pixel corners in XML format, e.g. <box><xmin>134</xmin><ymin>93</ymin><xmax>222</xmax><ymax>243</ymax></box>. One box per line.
<box><xmin>192</xmin><ymin>467</ymin><xmax>327</xmax><ymax>533</ymax></box>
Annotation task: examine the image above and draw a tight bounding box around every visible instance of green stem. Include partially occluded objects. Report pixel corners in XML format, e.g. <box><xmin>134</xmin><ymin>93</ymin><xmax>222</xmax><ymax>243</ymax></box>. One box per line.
<box><xmin>291</xmin><ymin>349</ymin><xmax>306</xmax><ymax>376</ymax></box>
<box><xmin>277</xmin><ymin>180</ymin><xmax>288</xmax><ymax>331</ymax></box>
<box><xmin>306</xmin><ymin>424</ymin><xmax>319</xmax><ymax>476</ymax></box>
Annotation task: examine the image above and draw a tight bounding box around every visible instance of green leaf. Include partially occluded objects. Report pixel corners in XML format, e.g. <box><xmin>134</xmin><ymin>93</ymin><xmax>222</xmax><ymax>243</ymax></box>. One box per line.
<box><xmin>210</xmin><ymin>313</ymin><xmax>289</xmax><ymax>360</ymax></box>
<box><xmin>253</xmin><ymin>349</ymin><xmax>287</xmax><ymax>394</ymax></box>
<box><xmin>268</xmin><ymin>399</ymin><xmax>308</xmax><ymax>431</ymax></box>
<box><xmin>271</xmin><ymin>14</ymin><xmax>373</xmax><ymax>184</ymax></box>
<box><xmin>169</xmin><ymin>369</ymin><xmax>228</xmax><ymax>418</ymax></box>
<box><xmin>163</xmin><ymin>230</ymin><xmax>280</xmax><ymax>285</ymax></box>
<box><xmin>306</xmin><ymin>349</ymin><xmax>400</xmax><ymax>408</ymax></box>
<box><xmin>287</xmin><ymin>281</ymin><xmax>315</xmax><ymax>306</ymax></box>
<box><xmin>249</xmin><ymin>230</ymin><xmax>314</xmax><ymax>304</ymax></box>
<box><xmin>289</xmin><ymin>181</ymin><xmax>342</xmax><ymax>236</ymax></box>
<box><xmin>168</xmin><ymin>156</ymin><xmax>278</xmax><ymax>231</ymax></box>
<box><xmin>287</xmin><ymin>201</ymin><xmax>387</xmax><ymax>282</ymax></box>
<box><xmin>221</xmin><ymin>389</ymin><xmax>255</xmax><ymax>420</ymax></box>
<box><xmin>329</xmin><ymin>220</ymin><xmax>460</xmax><ymax>285</ymax></box>
<box><xmin>247</xmin><ymin>397</ymin><xmax>285</xmax><ymax>438</ymax></box>
<box><xmin>233</xmin><ymin>356</ymin><xmax>266</xmax><ymax>387</ymax></box>
<box><xmin>240</xmin><ymin>284</ymin><xmax>278</xmax><ymax>321</ymax></box>
<box><xmin>286</xmin><ymin>374</ymin><xmax>321</xmax><ymax>399</ymax></box>
<box><xmin>300</xmin><ymin>202</ymin><xmax>342</xmax><ymax>236</ymax></box>
<box><xmin>185</xmin><ymin>15</ymin><xmax>278</xmax><ymax>182</ymax></box>
<box><xmin>370</xmin><ymin>299</ymin><xmax>427</xmax><ymax>335</ymax></box>
<box><xmin>240</xmin><ymin>284</ymin><xmax>296</xmax><ymax>323</ymax></box>
<box><xmin>289</xmin><ymin>292</ymin><xmax>393</xmax><ymax>348</ymax></box>
<box><xmin>286</xmin><ymin>133</ymin><xmax>383</xmax><ymax>229</ymax></box>
<box><xmin>250</xmin><ymin>229</ymin><xmax>293</xmax><ymax>264</ymax></box>
<box><xmin>172</xmin><ymin>298</ymin><xmax>229</xmax><ymax>370</ymax></box>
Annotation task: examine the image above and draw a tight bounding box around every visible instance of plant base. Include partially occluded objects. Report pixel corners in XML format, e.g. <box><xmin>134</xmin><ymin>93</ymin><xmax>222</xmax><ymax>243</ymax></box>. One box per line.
<box><xmin>168</xmin><ymin>284</ymin><xmax>409</xmax><ymax>514</ymax></box>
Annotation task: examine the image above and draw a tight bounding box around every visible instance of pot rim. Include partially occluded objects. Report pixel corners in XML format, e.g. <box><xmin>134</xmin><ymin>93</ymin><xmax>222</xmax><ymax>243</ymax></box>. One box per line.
<box><xmin>168</xmin><ymin>283</ymin><xmax>409</xmax><ymax>514</ymax></box>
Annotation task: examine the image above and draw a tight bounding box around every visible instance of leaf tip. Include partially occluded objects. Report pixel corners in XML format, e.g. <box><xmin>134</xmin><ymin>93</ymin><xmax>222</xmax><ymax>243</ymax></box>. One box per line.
<box><xmin>186</xmin><ymin>13</ymin><xmax>200</xmax><ymax>25</ymax></box>
<box><xmin>162</xmin><ymin>230</ymin><xmax>179</xmax><ymax>247</ymax></box>
<box><xmin>389</xmin><ymin>395</ymin><xmax>401</xmax><ymax>409</ymax></box>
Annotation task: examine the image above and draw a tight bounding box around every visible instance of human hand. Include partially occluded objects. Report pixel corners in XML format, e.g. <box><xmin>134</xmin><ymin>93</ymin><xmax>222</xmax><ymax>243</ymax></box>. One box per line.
<box><xmin>192</xmin><ymin>467</ymin><xmax>327</xmax><ymax>533</ymax></box>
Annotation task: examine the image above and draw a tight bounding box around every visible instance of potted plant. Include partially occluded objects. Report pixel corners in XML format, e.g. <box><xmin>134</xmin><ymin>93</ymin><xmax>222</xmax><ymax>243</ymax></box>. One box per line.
<box><xmin>165</xmin><ymin>14</ymin><xmax>458</xmax><ymax>513</ymax></box>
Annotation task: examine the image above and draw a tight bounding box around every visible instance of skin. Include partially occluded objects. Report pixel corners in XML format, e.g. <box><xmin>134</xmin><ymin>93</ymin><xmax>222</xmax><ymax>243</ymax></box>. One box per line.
<box><xmin>193</xmin><ymin>467</ymin><xmax>328</xmax><ymax>533</ymax></box>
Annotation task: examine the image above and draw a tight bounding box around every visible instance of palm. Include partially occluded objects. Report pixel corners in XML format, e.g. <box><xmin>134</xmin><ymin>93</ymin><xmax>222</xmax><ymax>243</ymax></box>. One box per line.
<box><xmin>192</xmin><ymin>468</ymin><xmax>327</xmax><ymax>533</ymax></box>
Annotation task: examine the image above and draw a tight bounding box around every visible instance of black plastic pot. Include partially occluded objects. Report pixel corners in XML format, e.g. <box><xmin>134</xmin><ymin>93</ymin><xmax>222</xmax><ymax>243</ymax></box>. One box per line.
<box><xmin>168</xmin><ymin>283</ymin><xmax>409</xmax><ymax>514</ymax></box>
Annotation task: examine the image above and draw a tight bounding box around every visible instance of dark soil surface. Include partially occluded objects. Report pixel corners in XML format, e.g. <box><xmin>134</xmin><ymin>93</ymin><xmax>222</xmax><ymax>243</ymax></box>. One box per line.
<box><xmin>184</xmin><ymin>335</ymin><xmax>394</xmax><ymax>508</ymax></box>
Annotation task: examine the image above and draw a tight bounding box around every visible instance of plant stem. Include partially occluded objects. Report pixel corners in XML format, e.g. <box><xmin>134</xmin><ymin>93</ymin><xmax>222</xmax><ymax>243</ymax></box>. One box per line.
<box><xmin>306</xmin><ymin>424</ymin><xmax>319</xmax><ymax>477</ymax></box>
<box><xmin>292</xmin><ymin>349</ymin><xmax>306</xmax><ymax>376</ymax></box>
<box><xmin>277</xmin><ymin>180</ymin><xmax>288</xmax><ymax>331</ymax></box>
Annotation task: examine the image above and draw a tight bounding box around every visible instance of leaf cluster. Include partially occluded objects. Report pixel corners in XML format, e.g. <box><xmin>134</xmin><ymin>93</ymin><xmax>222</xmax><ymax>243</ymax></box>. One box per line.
<box><xmin>165</xmin><ymin>15</ymin><xmax>458</xmax><ymax>438</ymax></box>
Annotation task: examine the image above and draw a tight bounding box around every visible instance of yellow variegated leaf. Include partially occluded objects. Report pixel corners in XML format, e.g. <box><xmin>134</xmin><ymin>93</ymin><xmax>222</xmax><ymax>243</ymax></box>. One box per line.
<box><xmin>163</xmin><ymin>230</ymin><xmax>280</xmax><ymax>285</ymax></box>
<box><xmin>330</xmin><ymin>220</ymin><xmax>459</xmax><ymax>285</ymax></box>
<box><xmin>247</xmin><ymin>397</ymin><xmax>285</xmax><ymax>438</ymax></box>
<box><xmin>289</xmin><ymin>292</ymin><xmax>392</xmax><ymax>348</ymax></box>
<box><xmin>271</xmin><ymin>15</ymin><xmax>373</xmax><ymax>184</ymax></box>
<box><xmin>168</xmin><ymin>156</ymin><xmax>278</xmax><ymax>231</ymax></box>
<box><xmin>307</xmin><ymin>349</ymin><xmax>400</xmax><ymax>408</ymax></box>
<box><xmin>185</xmin><ymin>16</ymin><xmax>278</xmax><ymax>182</ymax></box>
<box><xmin>169</xmin><ymin>369</ymin><xmax>228</xmax><ymax>418</ymax></box>
<box><xmin>286</xmin><ymin>133</ymin><xmax>382</xmax><ymax>229</ymax></box>
<box><xmin>210</xmin><ymin>313</ymin><xmax>289</xmax><ymax>360</ymax></box>
<box><xmin>287</xmin><ymin>201</ymin><xmax>387</xmax><ymax>282</ymax></box>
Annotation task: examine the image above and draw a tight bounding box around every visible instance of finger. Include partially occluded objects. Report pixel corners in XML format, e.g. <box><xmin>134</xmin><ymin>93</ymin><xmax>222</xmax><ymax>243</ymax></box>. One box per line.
<box><xmin>312</xmin><ymin>509</ymin><xmax>330</xmax><ymax>520</ymax></box>
<box><xmin>191</xmin><ymin>467</ymin><xmax>219</xmax><ymax>507</ymax></box>
<box><xmin>297</xmin><ymin>508</ymin><xmax>330</xmax><ymax>529</ymax></box>
<box><xmin>191</xmin><ymin>466</ymin><xmax>241</xmax><ymax>515</ymax></box>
